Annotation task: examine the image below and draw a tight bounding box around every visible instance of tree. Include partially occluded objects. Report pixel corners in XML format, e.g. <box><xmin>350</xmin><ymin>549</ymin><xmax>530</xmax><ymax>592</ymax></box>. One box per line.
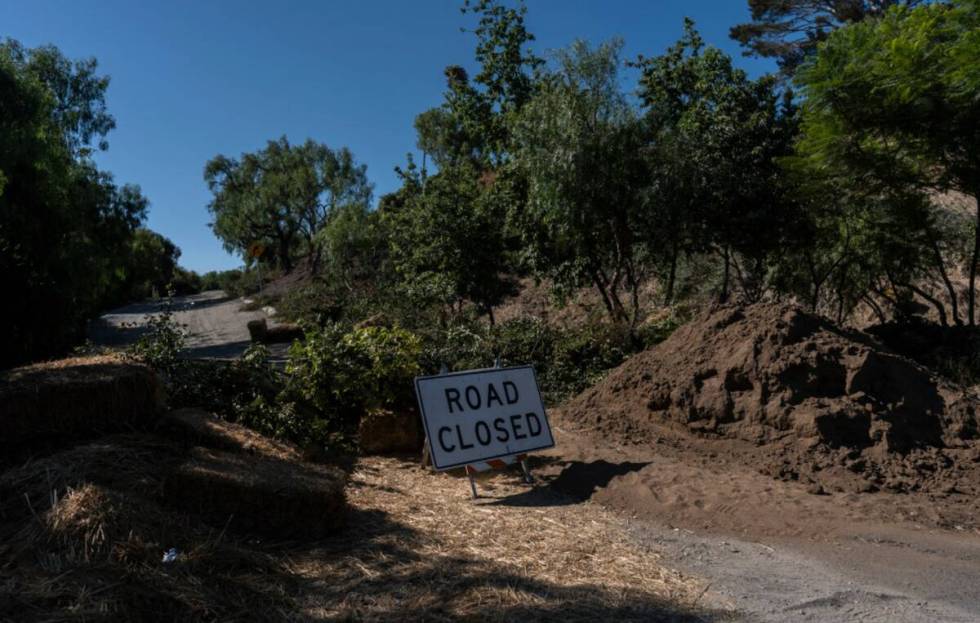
<box><xmin>123</xmin><ymin>228</ymin><xmax>181</xmax><ymax>301</ymax></box>
<box><xmin>383</xmin><ymin>159</ymin><xmax>517</xmax><ymax>323</ymax></box>
<box><xmin>204</xmin><ymin>137</ymin><xmax>371</xmax><ymax>272</ymax></box>
<box><xmin>514</xmin><ymin>39</ymin><xmax>648</xmax><ymax>324</ymax></box>
<box><xmin>636</xmin><ymin>21</ymin><xmax>800</xmax><ymax>303</ymax></box>
<box><xmin>794</xmin><ymin>0</ymin><xmax>980</xmax><ymax>323</ymax></box>
<box><xmin>0</xmin><ymin>39</ymin><xmax>147</xmax><ymax>367</ymax></box>
<box><xmin>730</xmin><ymin>0</ymin><xmax>925</xmax><ymax>76</ymax></box>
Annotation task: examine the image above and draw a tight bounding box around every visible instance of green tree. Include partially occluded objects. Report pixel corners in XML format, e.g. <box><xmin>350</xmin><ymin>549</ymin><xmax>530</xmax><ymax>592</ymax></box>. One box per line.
<box><xmin>514</xmin><ymin>39</ymin><xmax>648</xmax><ymax>324</ymax></box>
<box><xmin>122</xmin><ymin>228</ymin><xmax>181</xmax><ymax>301</ymax></box>
<box><xmin>0</xmin><ymin>39</ymin><xmax>147</xmax><ymax>367</ymax></box>
<box><xmin>795</xmin><ymin>0</ymin><xmax>980</xmax><ymax>323</ymax></box>
<box><xmin>383</xmin><ymin>159</ymin><xmax>517</xmax><ymax>323</ymax></box>
<box><xmin>730</xmin><ymin>0</ymin><xmax>925</xmax><ymax>76</ymax></box>
<box><xmin>636</xmin><ymin>21</ymin><xmax>800</xmax><ymax>303</ymax></box>
<box><xmin>204</xmin><ymin>137</ymin><xmax>371</xmax><ymax>272</ymax></box>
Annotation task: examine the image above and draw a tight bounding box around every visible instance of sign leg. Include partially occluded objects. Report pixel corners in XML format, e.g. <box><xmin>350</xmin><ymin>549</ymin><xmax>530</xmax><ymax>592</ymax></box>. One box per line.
<box><xmin>519</xmin><ymin>459</ymin><xmax>534</xmax><ymax>484</ymax></box>
<box><xmin>467</xmin><ymin>470</ymin><xmax>479</xmax><ymax>499</ymax></box>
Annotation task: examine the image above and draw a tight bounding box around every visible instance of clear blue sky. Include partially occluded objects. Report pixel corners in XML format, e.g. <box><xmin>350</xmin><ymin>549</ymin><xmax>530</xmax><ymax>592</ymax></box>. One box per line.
<box><xmin>2</xmin><ymin>1</ymin><xmax>774</xmax><ymax>273</ymax></box>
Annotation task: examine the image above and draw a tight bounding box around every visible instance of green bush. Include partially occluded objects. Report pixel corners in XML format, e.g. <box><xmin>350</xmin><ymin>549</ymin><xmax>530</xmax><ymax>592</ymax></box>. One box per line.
<box><xmin>285</xmin><ymin>324</ymin><xmax>422</xmax><ymax>428</ymax></box>
<box><xmin>420</xmin><ymin>315</ymin><xmax>679</xmax><ymax>403</ymax></box>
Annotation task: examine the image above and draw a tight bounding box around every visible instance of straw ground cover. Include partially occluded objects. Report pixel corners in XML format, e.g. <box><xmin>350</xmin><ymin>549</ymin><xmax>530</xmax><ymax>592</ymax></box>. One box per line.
<box><xmin>293</xmin><ymin>457</ymin><xmax>714</xmax><ymax>622</ymax></box>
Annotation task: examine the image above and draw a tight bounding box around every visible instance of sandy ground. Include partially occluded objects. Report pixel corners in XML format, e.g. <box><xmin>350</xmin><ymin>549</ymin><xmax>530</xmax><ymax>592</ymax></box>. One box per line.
<box><xmin>90</xmin><ymin>290</ymin><xmax>291</xmax><ymax>361</ymax></box>
<box><xmin>537</xmin><ymin>423</ymin><xmax>980</xmax><ymax>623</ymax></box>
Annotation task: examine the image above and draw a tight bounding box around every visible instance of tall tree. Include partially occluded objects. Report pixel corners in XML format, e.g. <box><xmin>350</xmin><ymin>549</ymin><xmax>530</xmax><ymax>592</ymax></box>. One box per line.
<box><xmin>204</xmin><ymin>137</ymin><xmax>371</xmax><ymax>272</ymax></box>
<box><xmin>794</xmin><ymin>0</ymin><xmax>980</xmax><ymax>323</ymax></box>
<box><xmin>730</xmin><ymin>0</ymin><xmax>925</xmax><ymax>75</ymax></box>
<box><xmin>514</xmin><ymin>39</ymin><xmax>648</xmax><ymax>324</ymax></box>
<box><xmin>636</xmin><ymin>21</ymin><xmax>800</xmax><ymax>303</ymax></box>
<box><xmin>0</xmin><ymin>39</ymin><xmax>147</xmax><ymax>366</ymax></box>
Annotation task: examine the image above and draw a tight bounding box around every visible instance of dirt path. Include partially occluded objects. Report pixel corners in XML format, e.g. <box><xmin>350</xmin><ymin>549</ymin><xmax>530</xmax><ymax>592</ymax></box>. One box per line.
<box><xmin>537</xmin><ymin>424</ymin><xmax>980</xmax><ymax>622</ymax></box>
<box><xmin>90</xmin><ymin>290</ymin><xmax>290</xmax><ymax>361</ymax></box>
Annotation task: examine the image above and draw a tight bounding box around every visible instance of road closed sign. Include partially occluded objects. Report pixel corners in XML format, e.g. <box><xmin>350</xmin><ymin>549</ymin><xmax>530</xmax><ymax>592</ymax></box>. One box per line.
<box><xmin>415</xmin><ymin>365</ymin><xmax>555</xmax><ymax>470</ymax></box>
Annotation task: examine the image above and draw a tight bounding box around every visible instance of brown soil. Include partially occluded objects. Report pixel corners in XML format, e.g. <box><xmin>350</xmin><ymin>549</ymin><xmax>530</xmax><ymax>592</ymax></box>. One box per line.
<box><xmin>561</xmin><ymin>303</ymin><xmax>980</xmax><ymax>510</ymax></box>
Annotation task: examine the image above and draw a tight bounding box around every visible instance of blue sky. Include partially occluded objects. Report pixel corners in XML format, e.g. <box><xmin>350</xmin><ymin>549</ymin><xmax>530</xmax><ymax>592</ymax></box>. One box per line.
<box><xmin>2</xmin><ymin>1</ymin><xmax>774</xmax><ymax>273</ymax></box>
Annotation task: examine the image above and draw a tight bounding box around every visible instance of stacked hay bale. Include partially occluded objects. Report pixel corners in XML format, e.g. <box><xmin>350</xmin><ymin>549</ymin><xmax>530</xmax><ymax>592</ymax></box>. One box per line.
<box><xmin>159</xmin><ymin>408</ymin><xmax>347</xmax><ymax>538</ymax></box>
<box><xmin>0</xmin><ymin>354</ymin><xmax>164</xmax><ymax>466</ymax></box>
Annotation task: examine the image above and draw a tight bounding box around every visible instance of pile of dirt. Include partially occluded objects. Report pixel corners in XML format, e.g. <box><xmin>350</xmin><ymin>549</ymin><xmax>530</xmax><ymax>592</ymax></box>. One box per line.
<box><xmin>562</xmin><ymin>303</ymin><xmax>980</xmax><ymax>494</ymax></box>
<box><xmin>0</xmin><ymin>354</ymin><xmax>164</xmax><ymax>466</ymax></box>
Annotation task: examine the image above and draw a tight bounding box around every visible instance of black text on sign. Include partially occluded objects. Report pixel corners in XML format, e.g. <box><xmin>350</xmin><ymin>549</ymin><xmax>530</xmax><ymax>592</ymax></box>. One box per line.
<box><xmin>415</xmin><ymin>366</ymin><xmax>555</xmax><ymax>470</ymax></box>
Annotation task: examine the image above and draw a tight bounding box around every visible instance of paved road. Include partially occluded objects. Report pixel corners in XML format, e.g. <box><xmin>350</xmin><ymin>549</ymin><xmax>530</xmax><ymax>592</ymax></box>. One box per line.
<box><xmin>90</xmin><ymin>290</ymin><xmax>290</xmax><ymax>361</ymax></box>
<box><xmin>628</xmin><ymin>522</ymin><xmax>980</xmax><ymax>622</ymax></box>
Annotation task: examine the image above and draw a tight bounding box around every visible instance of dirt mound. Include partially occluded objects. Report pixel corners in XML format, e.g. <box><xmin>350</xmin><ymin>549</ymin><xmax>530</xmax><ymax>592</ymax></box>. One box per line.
<box><xmin>562</xmin><ymin>303</ymin><xmax>980</xmax><ymax>493</ymax></box>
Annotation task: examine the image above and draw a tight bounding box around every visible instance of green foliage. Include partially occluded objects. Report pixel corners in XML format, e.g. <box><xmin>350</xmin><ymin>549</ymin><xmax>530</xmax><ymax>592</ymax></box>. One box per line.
<box><xmin>128</xmin><ymin>300</ymin><xmax>186</xmax><ymax>374</ymax></box>
<box><xmin>121</xmin><ymin>228</ymin><xmax>181</xmax><ymax>301</ymax></box>
<box><xmin>384</xmin><ymin>161</ymin><xmax>518</xmax><ymax>319</ymax></box>
<box><xmin>730</xmin><ymin>0</ymin><xmax>924</xmax><ymax>76</ymax></box>
<box><xmin>285</xmin><ymin>324</ymin><xmax>423</xmax><ymax>427</ymax></box>
<box><xmin>421</xmin><ymin>316</ymin><xmax>678</xmax><ymax>403</ymax></box>
<box><xmin>793</xmin><ymin>0</ymin><xmax>980</xmax><ymax>324</ymax></box>
<box><xmin>514</xmin><ymin>38</ymin><xmax>647</xmax><ymax>324</ymax></box>
<box><xmin>636</xmin><ymin>20</ymin><xmax>800</xmax><ymax>304</ymax></box>
<box><xmin>205</xmin><ymin>137</ymin><xmax>372</xmax><ymax>272</ymax></box>
<box><xmin>0</xmin><ymin>39</ymin><xmax>149</xmax><ymax>367</ymax></box>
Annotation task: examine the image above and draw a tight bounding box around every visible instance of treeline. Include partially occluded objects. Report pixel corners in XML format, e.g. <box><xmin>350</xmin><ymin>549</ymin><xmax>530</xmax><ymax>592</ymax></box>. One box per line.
<box><xmin>0</xmin><ymin>41</ymin><xmax>204</xmax><ymax>368</ymax></box>
<box><xmin>207</xmin><ymin>0</ymin><xmax>980</xmax><ymax>333</ymax></box>
<box><xmin>6</xmin><ymin>1</ymin><xmax>978</xmax><ymax>367</ymax></box>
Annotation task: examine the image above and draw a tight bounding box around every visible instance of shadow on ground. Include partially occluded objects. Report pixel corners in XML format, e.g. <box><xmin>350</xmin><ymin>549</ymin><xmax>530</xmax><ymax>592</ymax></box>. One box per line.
<box><xmin>485</xmin><ymin>459</ymin><xmax>651</xmax><ymax>507</ymax></box>
<box><xmin>296</xmin><ymin>479</ymin><xmax>716</xmax><ymax>622</ymax></box>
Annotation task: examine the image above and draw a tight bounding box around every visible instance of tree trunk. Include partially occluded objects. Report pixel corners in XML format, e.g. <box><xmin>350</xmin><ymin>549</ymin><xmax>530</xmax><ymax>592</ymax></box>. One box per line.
<box><xmin>969</xmin><ymin>196</ymin><xmax>980</xmax><ymax>326</ymax></box>
<box><xmin>664</xmin><ymin>243</ymin><xmax>678</xmax><ymax>305</ymax></box>
<box><xmin>929</xmin><ymin>235</ymin><xmax>961</xmax><ymax>326</ymax></box>
<box><xmin>278</xmin><ymin>236</ymin><xmax>293</xmax><ymax>272</ymax></box>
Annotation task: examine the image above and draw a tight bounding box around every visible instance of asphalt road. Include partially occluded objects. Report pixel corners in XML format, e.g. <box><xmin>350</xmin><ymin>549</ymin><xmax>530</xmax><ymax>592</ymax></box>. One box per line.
<box><xmin>90</xmin><ymin>290</ymin><xmax>290</xmax><ymax>361</ymax></box>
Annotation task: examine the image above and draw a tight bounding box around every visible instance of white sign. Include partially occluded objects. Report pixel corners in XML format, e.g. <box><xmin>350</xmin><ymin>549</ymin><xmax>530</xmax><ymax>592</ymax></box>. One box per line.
<box><xmin>415</xmin><ymin>365</ymin><xmax>555</xmax><ymax>470</ymax></box>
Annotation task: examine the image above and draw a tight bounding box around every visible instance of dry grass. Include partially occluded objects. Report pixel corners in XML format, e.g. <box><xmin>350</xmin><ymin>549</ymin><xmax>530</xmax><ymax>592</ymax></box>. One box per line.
<box><xmin>0</xmin><ymin>435</ymin><xmax>304</xmax><ymax>621</ymax></box>
<box><xmin>165</xmin><ymin>447</ymin><xmax>346</xmax><ymax>539</ymax></box>
<box><xmin>1</xmin><ymin>429</ymin><xmax>710</xmax><ymax>621</ymax></box>
<box><xmin>0</xmin><ymin>354</ymin><xmax>163</xmax><ymax>467</ymax></box>
<box><xmin>160</xmin><ymin>408</ymin><xmax>303</xmax><ymax>461</ymax></box>
<box><xmin>293</xmin><ymin>457</ymin><xmax>711</xmax><ymax>622</ymax></box>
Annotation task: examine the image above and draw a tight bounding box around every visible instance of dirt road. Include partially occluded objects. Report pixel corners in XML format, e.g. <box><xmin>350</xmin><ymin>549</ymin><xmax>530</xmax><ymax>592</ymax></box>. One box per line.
<box><xmin>90</xmin><ymin>290</ymin><xmax>290</xmax><ymax>360</ymax></box>
<box><xmin>539</xmin><ymin>424</ymin><xmax>980</xmax><ymax>622</ymax></box>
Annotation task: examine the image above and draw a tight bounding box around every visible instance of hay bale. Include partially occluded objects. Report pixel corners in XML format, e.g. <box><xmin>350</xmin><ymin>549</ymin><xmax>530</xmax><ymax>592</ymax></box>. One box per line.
<box><xmin>246</xmin><ymin>318</ymin><xmax>268</xmax><ymax>342</ymax></box>
<box><xmin>159</xmin><ymin>408</ymin><xmax>303</xmax><ymax>461</ymax></box>
<box><xmin>359</xmin><ymin>408</ymin><xmax>424</xmax><ymax>455</ymax></box>
<box><xmin>0</xmin><ymin>355</ymin><xmax>164</xmax><ymax>465</ymax></box>
<box><xmin>262</xmin><ymin>322</ymin><xmax>303</xmax><ymax>344</ymax></box>
<box><xmin>163</xmin><ymin>447</ymin><xmax>347</xmax><ymax>538</ymax></box>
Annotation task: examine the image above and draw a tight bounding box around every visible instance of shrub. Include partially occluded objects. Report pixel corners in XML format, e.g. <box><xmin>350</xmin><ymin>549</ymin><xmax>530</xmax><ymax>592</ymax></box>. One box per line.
<box><xmin>285</xmin><ymin>324</ymin><xmax>422</xmax><ymax>429</ymax></box>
